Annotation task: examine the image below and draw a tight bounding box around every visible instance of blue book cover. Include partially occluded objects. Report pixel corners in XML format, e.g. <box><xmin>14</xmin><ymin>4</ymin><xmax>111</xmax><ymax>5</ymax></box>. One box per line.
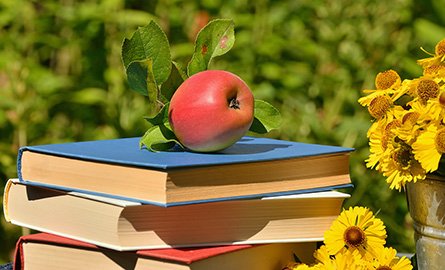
<box><xmin>17</xmin><ymin>136</ymin><xmax>353</xmax><ymax>206</ymax></box>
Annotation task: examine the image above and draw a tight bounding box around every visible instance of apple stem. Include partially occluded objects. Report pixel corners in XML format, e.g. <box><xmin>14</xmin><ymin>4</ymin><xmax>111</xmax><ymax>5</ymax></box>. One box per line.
<box><xmin>229</xmin><ymin>98</ymin><xmax>240</xmax><ymax>109</ymax></box>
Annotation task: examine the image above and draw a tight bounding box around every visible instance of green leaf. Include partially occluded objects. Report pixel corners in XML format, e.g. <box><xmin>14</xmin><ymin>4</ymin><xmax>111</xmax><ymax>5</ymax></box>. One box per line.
<box><xmin>122</xmin><ymin>20</ymin><xmax>172</xmax><ymax>90</ymax></box>
<box><xmin>249</xmin><ymin>99</ymin><xmax>282</xmax><ymax>134</ymax></box>
<box><xmin>187</xmin><ymin>19</ymin><xmax>235</xmax><ymax>76</ymax></box>
<box><xmin>126</xmin><ymin>59</ymin><xmax>158</xmax><ymax>97</ymax></box>
<box><xmin>139</xmin><ymin>124</ymin><xmax>182</xmax><ymax>152</ymax></box>
<box><xmin>144</xmin><ymin>102</ymin><xmax>170</xmax><ymax>127</ymax></box>
<box><xmin>127</xmin><ymin>59</ymin><xmax>159</xmax><ymax>116</ymax></box>
<box><xmin>160</xmin><ymin>61</ymin><xmax>188</xmax><ymax>102</ymax></box>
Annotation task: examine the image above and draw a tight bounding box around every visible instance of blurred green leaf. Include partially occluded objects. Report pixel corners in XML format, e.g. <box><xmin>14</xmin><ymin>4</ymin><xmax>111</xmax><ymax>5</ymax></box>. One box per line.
<box><xmin>432</xmin><ymin>0</ymin><xmax>445</xmax><ymax>24</ymax></box>
<box><xmin>110</xmin><ymin>10</ymin><xmax>157</xmax><ymax>26</ymax></box>
<box><xmin>71</xmin><ymin>88</ymin><xmax>107</xmax><ymax>105</ymax></box>
<box><xmin>187</xmin><ymin>19</ymin><xmax>235</xmax><ymax>76</ymax></box>
<box><xmin>414</xmin><ymin>19</ymin><xmax>445</xmax><ymax>45</ymax></box>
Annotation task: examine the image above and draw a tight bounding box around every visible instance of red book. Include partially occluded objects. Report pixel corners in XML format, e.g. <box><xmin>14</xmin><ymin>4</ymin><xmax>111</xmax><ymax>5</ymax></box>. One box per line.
<box><xmin>14</xmin><ymin>233</ymin><xmax>316</xmax><ymax>270</ymax></box>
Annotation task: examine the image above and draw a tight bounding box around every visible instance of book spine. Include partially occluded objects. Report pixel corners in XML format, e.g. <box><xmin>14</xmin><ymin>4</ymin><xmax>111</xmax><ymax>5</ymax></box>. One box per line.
<box><xmin>2</xmin><ymin>180</ymin><xmax>13</xmax><ymax>222</ymax></box>
<box><xmin>13</xmin><ymin>236</ymin><xmax>25</xmax><ymax>270</ymax></box>
<box><xmin>16</xmin><ymin>147</ymin><xmax>27</xmax><ymax>183</ymax></box>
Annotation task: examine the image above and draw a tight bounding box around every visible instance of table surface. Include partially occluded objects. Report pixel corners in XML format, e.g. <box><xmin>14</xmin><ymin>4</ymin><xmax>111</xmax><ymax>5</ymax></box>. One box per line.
<box><xmin>0</xmin><ymin>254</ymin><xmax>415</xmax><ymax>269</ymax></box>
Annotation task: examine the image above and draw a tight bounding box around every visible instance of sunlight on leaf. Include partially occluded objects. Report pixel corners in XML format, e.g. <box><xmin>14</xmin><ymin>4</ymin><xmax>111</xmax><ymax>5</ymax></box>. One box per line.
<box><xmin>122</xmin><ymin>20</ymin><xmax>172</xmax><ymax>93</ymax></box>
<box><xmin>249</xmin><ymin>99</ymin><xmax>282</xmax><ymax>134</ymax></box>
<box><xmin>139</xmin><ymin>124</ymin><xmax>182</xmax><ymax>152</ymax></box>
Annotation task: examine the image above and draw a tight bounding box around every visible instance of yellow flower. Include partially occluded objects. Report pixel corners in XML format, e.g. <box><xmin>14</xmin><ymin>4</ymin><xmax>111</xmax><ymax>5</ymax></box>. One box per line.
<box><xmin>293</xmin><ymin>246</ymin><xmax>366</xmax><ymax>270</ymax></box>
<box><xmin>323</xmin><ymin>207</ymin><xmax>386</xmax><ymax>258</ymax></box>
<box><xmin>415</xmin><ymin>78</ymin><xmax>440</xmax><ymax>104</ymax></box>
<box><xmin>374</xmin><ymin>70</ymin><xmax>402</xmax><ymax>90</ymax></box>
<box><xmin>423</xmin><ymin>63</ymin><xmax>445</xmax><ymax>77</ymax></box>
<box><xmin>292</xmin><ymin>263</ymin><xmax>326</xmax><ymax>270</ymax></box>
<box><xmin>367</xmin><ymin>103</ymin><xmax>405</xmax><ymax>138</ymax></box>
<box><xmin>368</xmin><ymin>247</ymin><xmax>413</xmax><ymax>270</ymax></box>
<box><xmin>325</xmin><ymin>253</ymin><xmax>361</xmax><ymax>270</ymax></box>
<box><xmin>390</xmin><ymin>78</ymin><xmax>417</xmax><ymax>101</ymax></box>
<box><xmin>396</xmin><ymin>110</ymin><xmax>423</xmax><ymax>145</ymax></box>
<box><xmin>412</xmin><ymin>123</ymin><xmax>445</xmax><ymax>173</ymax></box>
<box><xmin>417</xmin><ymin>38</ymin><xmax>445</xmax><ymax>69</ymax></box>
<box><xmin>422</xmin><ymin>91</ymin><xmax>445</xmax><ymax>122</ymax></box>
<box><xmin>381</xmin><ymin>140</ymin><xmax>426</xmax><ymax>190</ymax></box>
<box><xmin>360</xmin><ymin>38</ymin><xmax>445</xmax><ymax>190</ymax></box>
<box><xmin>367</xmin><ymin>95</ymin><xmax>393</xmax><ymax>119</ymax></box>
<box><xmin>359</xmin><ymin>70</ymin><xmax>401</xmax><ymax>107</ymax></box>
<box><xmin>313</xmin><ymin>245</ymin><xmax>332</xmax><ymax>265</ymax></box>
<box><xmin>402</xmin><ymin>75</ymin><xmax>445</xmax><ymax>109</ymax></box>
<box><xmin>293</xmin><ymin>264</ymin><xmax>316</xmax><ymax>270</ymax></box>
<box><xmin>366</xmin><ymin>119</ymin><xmax>398</xmax><ymax>171</ymax></box>
<box><xmin>435</xmin><ymin>38</ymin><xmax>445</xmax><ymax>56</ymax></box>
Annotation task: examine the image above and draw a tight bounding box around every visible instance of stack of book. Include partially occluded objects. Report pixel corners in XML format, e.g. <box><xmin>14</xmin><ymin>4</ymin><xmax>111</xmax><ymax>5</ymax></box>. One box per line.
<box><xmin>3</xmin><ymin>136</ymin><xmax>353</xmax><ymax>269</ymax></box>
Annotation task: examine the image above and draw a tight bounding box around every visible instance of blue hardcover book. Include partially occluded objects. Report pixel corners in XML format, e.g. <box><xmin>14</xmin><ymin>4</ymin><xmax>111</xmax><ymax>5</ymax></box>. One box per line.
<box><xmin>17</xmin><ymin>136</ymin><xmax>353</xmax><ymax>206</ymax></box>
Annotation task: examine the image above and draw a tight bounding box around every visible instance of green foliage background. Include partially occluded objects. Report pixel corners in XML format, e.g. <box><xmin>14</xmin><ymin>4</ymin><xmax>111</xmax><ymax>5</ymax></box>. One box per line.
<box><xmin>1</xmin><ymin>0</ymin><xmax>444</xmax><ymax>263</ymax></box>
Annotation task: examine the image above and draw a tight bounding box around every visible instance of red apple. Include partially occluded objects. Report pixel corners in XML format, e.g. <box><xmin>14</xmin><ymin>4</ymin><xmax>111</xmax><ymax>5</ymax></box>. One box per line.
<box><xmin>168</xmin><ymin>70</ymin><xmax>254</xmax><ymax>152</ymax></box>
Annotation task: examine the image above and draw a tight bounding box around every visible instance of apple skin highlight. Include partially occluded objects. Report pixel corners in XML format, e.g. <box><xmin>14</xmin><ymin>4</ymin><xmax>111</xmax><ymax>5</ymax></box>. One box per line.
<box><xmin>168</xmin><ymin>70</ymin><xmax>254</xmax><ymax>152</ymax></box>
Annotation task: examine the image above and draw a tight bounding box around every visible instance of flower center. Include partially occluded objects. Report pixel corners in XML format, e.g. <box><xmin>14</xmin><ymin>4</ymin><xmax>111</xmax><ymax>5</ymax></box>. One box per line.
<box><xmin>435</xmin><ymin>128</ymin><xmax>445</xmax><ymax>153</ymax></box>
<box><xmin>368</xmin><ymin>96</ymin><xmax>392</xmax><ymax>119</ymax></box>
<box><xmin>402</xmin><ymin>112</ymin><xmax>420</xmax><ymax>126</ymax></box>
<box><xmin>343</xmin><ymin>226</ymin><xmax>366</xmax><ymax>248</ymax></box>
<box><xmin>376</xmin><ymin>266</ymin><xmax>392</xmax><ymax>270</ymax></box>
<box><xmin>424</xmin><ymin>64</ymin><xmax>445</xmax><ymax>75</ymax></box>
<box><xmin>417</xmin><ymin>79</ymin><xmax>439</xmax><ymax>103</ymax></box>
<box><xmin>375</xmin><ymin>70</ymin><xmax>401</xmax><ymax>90</ymax></box>
<box><xmin>435</xmin><ymin>38</ymin><xmax>445</xmax><ymax>56</ymax></box>
<box><xmin>393</xmin><ymin>142</ymin><xmax>414</xmax><ymax>168</ymax></box>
